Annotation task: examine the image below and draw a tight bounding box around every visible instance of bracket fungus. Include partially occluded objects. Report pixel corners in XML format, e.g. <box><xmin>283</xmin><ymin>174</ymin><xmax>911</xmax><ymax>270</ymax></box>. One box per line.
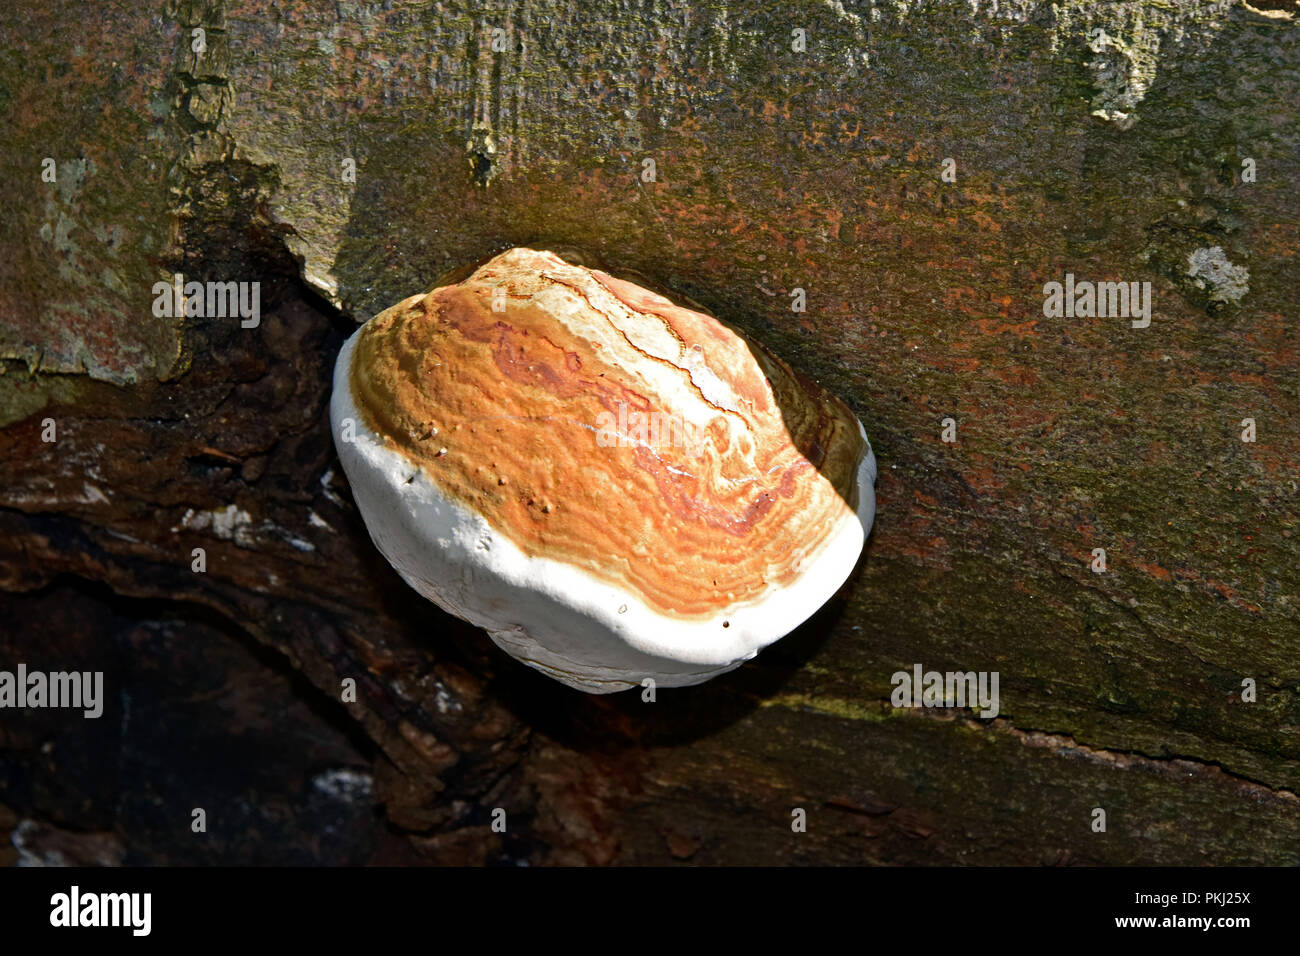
<box><xmin>330</xmin><ymin>247</ymin><xmax>876</xmax><ymax>692</ymax></box>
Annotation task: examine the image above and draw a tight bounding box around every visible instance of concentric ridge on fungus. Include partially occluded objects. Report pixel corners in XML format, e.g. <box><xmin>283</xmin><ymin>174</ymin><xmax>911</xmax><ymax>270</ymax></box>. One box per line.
<box><xmin>332</xmin><ymin>247</ymin><xmax>876</xmax><ymax>691</ymax></box>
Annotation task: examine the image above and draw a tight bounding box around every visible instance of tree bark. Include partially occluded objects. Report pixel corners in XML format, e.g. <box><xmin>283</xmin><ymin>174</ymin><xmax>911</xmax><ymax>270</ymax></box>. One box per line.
<box><xmin>1</xmin><ymin>0</ymin><xmax>1297</xmax><ymax>864</ymax></box>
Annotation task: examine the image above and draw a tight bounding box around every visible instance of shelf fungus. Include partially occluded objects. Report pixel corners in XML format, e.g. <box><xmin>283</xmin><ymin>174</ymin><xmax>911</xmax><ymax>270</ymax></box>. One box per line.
<box><xmin>330</xmin><ymin>247</ymin><xmax>876</xmax><ymax>692</ymax></box>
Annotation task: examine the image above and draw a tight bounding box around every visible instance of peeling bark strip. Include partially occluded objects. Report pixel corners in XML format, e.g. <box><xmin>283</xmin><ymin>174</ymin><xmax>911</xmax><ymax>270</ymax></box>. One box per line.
<box><xmin>0</xmin><ymin>0</ymin><xmax>1297</xmax><ymax>864</ymax></box>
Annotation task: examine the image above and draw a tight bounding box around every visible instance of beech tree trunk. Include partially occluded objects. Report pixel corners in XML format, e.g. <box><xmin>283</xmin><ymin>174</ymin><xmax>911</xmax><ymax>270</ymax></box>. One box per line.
<box><xmin>1</xmin><ymin>0</ymin><xmax>1298</xmax><ymax>865</ymax></box>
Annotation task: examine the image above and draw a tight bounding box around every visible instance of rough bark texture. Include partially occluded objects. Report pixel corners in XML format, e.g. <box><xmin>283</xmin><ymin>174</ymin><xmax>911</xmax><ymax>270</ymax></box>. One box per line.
<box><xmin>1</xmin><ymin>0</ymin><xmax>1297</xmax><ymax>865</ymax></box>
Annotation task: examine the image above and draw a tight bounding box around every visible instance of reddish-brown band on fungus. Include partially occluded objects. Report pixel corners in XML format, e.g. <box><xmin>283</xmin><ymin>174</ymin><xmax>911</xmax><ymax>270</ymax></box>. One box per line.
<box><xmin>346</xmin><ymin>247</ymin><xmax>866</xmax><ymax>617</ymax></box>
